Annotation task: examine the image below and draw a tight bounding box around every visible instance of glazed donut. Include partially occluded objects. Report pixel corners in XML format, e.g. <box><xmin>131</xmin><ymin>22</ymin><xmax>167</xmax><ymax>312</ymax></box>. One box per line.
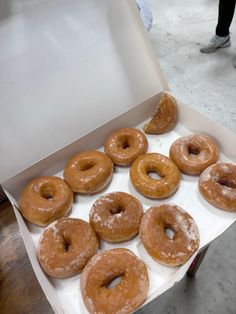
<box><xmin>104</xmin><ymin>128</ymin><xmax>148</xmax><ymax>166</ymax></box>
<box><xmin>63</xmin><ymin>150</ymin><xmax>113</xmax><ymax>194</ymax></box>
<box><xmin>80</xmin><ymin>248</ymin><xmax>149</xmax><ymax>314</ymax></box>
<box><xmin>89</xmin><ymin>192</ymin><xmax>143</xmax><ymax>243</ymax></box>
<box><xmin>38</xmin><ymin>218</ymin><xmax>99</xmax><ymax>278</ymax></box>
<box><xmin>199</xmin><ymin>162</ymin><xmax>236</xmax><ymax>212</ymax></box>
<box><xmin>130</xmin><ymin>153</ymin><xmax>181</xmax><ymax>199</ymax></box>
<box><xmin>144</xmin><ymin>92</ymin><xmax>178</xmax><ymax>134</ymax></box>
<box><xmin>140</xmin><ymin>204</ymin><xmax>200</xmax><ymax>266</ymax></box>
<box><xmin>19</xmin><ymin>176</ymin><xmax>73</xmax><ymax>227</ymax></box>
<box><xmin>169</xmin><ymin>134</ymin><xmax>219</xmax><ymax>175</ymax></box>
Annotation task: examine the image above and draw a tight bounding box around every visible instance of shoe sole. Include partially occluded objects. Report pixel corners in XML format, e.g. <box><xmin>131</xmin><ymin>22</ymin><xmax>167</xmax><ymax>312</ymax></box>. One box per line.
<box><xmin>200</xmin><ymin>39</ymin><xmax>231</xmax><ymax>53</ymax></box>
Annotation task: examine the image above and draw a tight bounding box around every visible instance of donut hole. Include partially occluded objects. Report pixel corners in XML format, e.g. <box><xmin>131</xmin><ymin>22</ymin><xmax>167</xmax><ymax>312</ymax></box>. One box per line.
<box><xmin>117</xmin><ymin>135</ymin><xmax>131</xmax><ymax>150</ymax></box>
<box><xmin>77</xmin><ymin>161</ymin><xmax>95</xmax><ymax>171</ymax></box>
<box><xmin>122</xmin><ymin>139</ymin><xmax>130</xmax><ymax>150</ymax></box>
<box><xmin>148</xmin><ymin>171</ymin><xmax>162</xmax><ymax>180</ymax></box>
<box><xmin>146</xmin><ymin>165</ymin><xmax>163</xmax><ymax>180</ymax></box>
<box><xmin>188</xmin><ymin>144</ymin><xmax>200</xmax><ymax>156</ymax></box>
<box><xmin>63</xmin><ymin>237</ymin><xmax>72</xmax><ymax>252</ymax></box>
<box><xmin>105</xmin><ymin>274</ymin><xmax>123</xmax><ymax>289</ymax></box>
<box><xmin>109</xmin><ymin>207</ymin><xmax>124</xmax><ymax>215</ymax></box>
<box><xmin>164</xmin><ymin>226</ymin><xmax>175</xmax><ymax>240</ymax></box>
<box><xmin>41</xmin><ymin>186</ymin><xmax>55</xmax><ymax>200</ymax></box>
<box><xmin>217</xmin><ymin>179</ymin><xmax>236</xmax><ymax>189</ymax></box>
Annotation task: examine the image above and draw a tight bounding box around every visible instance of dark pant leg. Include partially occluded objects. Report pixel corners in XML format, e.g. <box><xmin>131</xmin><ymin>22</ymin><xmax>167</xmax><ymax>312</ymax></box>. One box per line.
<box><xmin>216</xmin><ymin>0</ymin><xmax>236</xmax><ymax>36</ymax></box>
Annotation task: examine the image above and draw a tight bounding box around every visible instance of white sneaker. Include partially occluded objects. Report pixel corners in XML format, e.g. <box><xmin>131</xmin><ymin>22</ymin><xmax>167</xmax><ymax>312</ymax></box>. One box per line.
<box><xmin>200</xmin><ymin>35</ymin><xmax>231</xmax><ymax>53</ymax></box>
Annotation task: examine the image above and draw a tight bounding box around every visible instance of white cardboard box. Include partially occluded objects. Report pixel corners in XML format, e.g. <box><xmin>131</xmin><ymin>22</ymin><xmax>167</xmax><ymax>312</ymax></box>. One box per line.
<box><xmin>1</xmin><ymin>1</ymin><xmax>236</xmax><ymax>313</ymax></box>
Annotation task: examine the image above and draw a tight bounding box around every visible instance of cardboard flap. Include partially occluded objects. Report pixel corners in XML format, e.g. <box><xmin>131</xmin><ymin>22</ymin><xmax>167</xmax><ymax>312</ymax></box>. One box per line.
<box><xmin>0</xmin><ymin>0</ymin><xmax>167</xmax><ymax>183</ymax></box>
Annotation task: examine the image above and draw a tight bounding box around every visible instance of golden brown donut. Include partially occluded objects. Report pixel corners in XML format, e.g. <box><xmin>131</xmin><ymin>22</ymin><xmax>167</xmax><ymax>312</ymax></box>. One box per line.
<box><xmin>38</xmin><ymin>218</ymin><xmax>99</xmax><ymax>278</ymax></box>
<box><xmin>89</xmin><ymin>192</ymin><xmax>143</xmax><ymax>243</ymax></box>
<box><xmin>63</xmin><ymin>150</ymin><xmax>113</xmax><ymax>194</ymax></box>
<box><xmin>104</xmin><ymin>128</ymin><xmax>148</xmax><ymax>166</ymax></box>
<box><xmin>140</xmin><ymin>204</ymin><xmax>200</xmax><ymax>266</ymax></box>
<box><xmin>130</xmin><ymin>153</ymin><xmax>181</xmax><ymax>199</ymax></box>
<box><xmin>144</xmin><ymin>92</ymin><xmax>178</xmax><ymax>134</ymax></box>
<box><xmin>199</xmin><ymin>162</ymin><xmax>236</xmax><ymax>212</ymax></box>
<box><xmin>80</xmin><ymin>248</ymin><xmax>149</xmax><ymax>314</ymax></box>
<box><xmin>169</xmin><ymin>134</ymin><xmax>219</xmax><ymax>175</ymax></box>
<box><xmin>19</xmin><ymin>176</ymin><xmax>73</xmax><ymax>227</ymax></box>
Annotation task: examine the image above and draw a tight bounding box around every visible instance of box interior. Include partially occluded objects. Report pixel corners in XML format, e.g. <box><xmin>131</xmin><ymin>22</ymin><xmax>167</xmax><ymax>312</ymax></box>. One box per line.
<box><xmin>0</xmin><ymin>0</ymin><xmax>167</xmax><ymax>183</ymax></box>
<box><xmin>3</xmin><ymin>92</ymin><xmax>236</xmax><ymax>313</ymax></box>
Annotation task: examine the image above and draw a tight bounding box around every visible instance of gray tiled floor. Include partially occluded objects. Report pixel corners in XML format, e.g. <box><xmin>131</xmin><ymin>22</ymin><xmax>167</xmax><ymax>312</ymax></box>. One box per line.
<box><xmin>138</xmin><ymin>0</ymin><xmax>236</xmax><ymax>313</ymax></box>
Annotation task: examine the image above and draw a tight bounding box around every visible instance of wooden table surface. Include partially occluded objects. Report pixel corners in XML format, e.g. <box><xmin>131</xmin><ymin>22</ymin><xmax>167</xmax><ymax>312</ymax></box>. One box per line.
<box><xmin>0</xmin><ymin>201</ymin><xmax>53</xmax><ymax>314</ymax></box>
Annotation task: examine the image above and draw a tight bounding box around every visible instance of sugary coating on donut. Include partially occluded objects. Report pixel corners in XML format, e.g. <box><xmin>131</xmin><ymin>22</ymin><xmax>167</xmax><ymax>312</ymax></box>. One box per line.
<box><xmin>104</xmin><ymin>128</ymin><xmax>148</xmax><ymax>166</ymax></box>
<box><xmin>63</xmin><ymin>150</ymin><xmax>113</xmax><ymax>194</ymax></box>
<box><xmin>19</xmin><ymin>176</ymin><xmax>73</xmax><ymax>227</ymax></box>
<box><xmin>139</xmin><ymin>204</ymin><xmax>200</xmax><ymax>266</ymax></box>
<box><xmin>169</xmin><ymin>134</ymin><xmax>219</xmax><ymax>175</ymax></box>
<box><xmin>130</xmin><ymin>153</ymin><xmax>181</xmax><ymax>199</ymax></box>
<box><xmin>144</xmin><ymin>92</ymin><xmax>178</xmax><ymax>134</ymax></box>
<box><xmin>89</xmin><ymin>192</ymin><xmax>143</xmax><ymax>242</ymax></box>
<box><xmin>38</xmin><ymin>218</ymin><xmax>99</xmax><ymax>278</ymax></box>
<box><xmin>80</xmin><ymin>248</ymin><xmax>149</xmax><ymax>314</ymax></box>
<box><xmin>199</xmin><ymin>162</ymin><xmax>236</xmax><ymax>211</ymax></box>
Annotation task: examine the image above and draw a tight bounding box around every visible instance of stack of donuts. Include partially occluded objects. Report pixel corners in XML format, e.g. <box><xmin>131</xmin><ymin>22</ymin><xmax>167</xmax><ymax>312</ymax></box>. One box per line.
<box><xmin>18</xmin><ymin>92</ymin><xmax>236</xmax><ymax>314</ymax></box>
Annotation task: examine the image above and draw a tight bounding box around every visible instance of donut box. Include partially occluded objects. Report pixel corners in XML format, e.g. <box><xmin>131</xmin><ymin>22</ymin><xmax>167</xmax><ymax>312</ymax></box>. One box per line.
<box><xmin>1</xmin><ymin>1</ymin><xmax>236</xmax><ymax>313</ymax></box>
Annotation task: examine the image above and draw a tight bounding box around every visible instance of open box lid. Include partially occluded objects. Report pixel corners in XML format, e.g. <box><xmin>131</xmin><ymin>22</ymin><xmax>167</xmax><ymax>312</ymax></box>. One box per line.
<box><xmin>0</xmin><ymin>0</ymin><xmax>168</xmax><ymax>183</ymax></box>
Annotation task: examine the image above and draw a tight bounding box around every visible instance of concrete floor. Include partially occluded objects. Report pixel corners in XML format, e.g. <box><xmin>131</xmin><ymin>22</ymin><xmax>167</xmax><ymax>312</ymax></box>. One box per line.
<box><xmin>138</xmin><ymin>1</ymin><xmax>236</xmax><ymax>314</ymax></box>
<box><xmin>149</xmin><ymin>0</ymin><xmax>236</xmax><ymax>133</ymax></box>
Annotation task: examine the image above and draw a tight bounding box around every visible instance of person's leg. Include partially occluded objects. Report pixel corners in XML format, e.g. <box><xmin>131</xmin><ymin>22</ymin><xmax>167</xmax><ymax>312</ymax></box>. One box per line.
<box><xmin>200</xmin><ymin>0</ymin><xmax>235</xmax><ymax>53</ymax></box>
<box><xmin>216</xmin><ymin>0</ymin><xmax>236</xmax><ymax>36</ymax></box>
